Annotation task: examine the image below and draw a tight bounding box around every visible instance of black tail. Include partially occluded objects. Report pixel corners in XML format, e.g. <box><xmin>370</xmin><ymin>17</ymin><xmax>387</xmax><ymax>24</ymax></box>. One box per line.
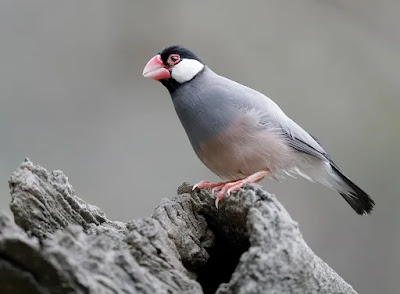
<box><xmin>330</xmin><ymin>164</ymin><xmax>375</xmax><ymax>215</ymax></box>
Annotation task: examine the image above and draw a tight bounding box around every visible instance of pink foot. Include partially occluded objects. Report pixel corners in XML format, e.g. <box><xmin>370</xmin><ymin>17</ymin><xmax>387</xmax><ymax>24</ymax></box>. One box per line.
<box><xmin>215</xmin><ymin>170</ymin><xmax>271</xmax><ymax>209</ymax></box>
<box><xmin>192</xmin><ymin>180</ymin><xmax>226</xmax><ymax>192</ymax></box>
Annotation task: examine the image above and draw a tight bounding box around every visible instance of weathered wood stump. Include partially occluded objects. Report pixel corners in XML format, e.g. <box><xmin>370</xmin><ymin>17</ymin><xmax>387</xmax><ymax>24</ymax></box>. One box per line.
<box><xmin>0</xmin><ymin>159</ymin><xmax>357</xmax><ymax>293</ymax></box>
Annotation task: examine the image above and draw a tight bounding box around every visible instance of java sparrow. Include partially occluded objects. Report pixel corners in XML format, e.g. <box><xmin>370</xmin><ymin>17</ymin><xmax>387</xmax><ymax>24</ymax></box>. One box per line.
<box><xmin>142</xmin><ymin>45</ymin><xmax>375</xmax><ymax>214</ymax></box>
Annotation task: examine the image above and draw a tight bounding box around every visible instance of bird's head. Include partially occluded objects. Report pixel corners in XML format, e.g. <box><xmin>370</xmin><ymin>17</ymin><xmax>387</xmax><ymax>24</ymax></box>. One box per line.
<box><xmin>142</xmin><ymin>46</ymin><xmax>205</xmax><ymax>92</ymax></box>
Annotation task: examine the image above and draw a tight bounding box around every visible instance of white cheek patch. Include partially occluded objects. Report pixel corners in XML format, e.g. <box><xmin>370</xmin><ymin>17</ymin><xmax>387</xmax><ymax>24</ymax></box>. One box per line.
<box><xmin>171</xmin><ymin>59</ymin><xmax>204</xmax><ymax>83</ymax></box>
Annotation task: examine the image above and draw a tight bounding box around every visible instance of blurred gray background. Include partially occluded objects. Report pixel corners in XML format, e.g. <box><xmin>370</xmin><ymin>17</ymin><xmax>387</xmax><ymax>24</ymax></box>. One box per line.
<box><xmin>0</xmin><ymin>0</ymin><xmax>398</xmax><ymax>293</ymax></box>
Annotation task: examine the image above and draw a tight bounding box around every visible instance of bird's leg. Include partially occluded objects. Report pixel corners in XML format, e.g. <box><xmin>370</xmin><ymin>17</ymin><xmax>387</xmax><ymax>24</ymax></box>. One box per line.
<box><xmin>215</xmin><ymin>170</ymin><xmax>271</xmax><ymax>208</ymax></box>
<box><xmin>192</xmin><ymin>180</ymin><xmax>228</xmax><ymax>193</ymax></box>
<box><xmin>193</xmin><ymin>178</ymin><xmax>247</xmax><ymax>193</ymax></box>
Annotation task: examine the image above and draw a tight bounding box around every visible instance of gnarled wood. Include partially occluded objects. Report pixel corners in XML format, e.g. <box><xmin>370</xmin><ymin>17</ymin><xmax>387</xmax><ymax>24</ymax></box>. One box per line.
<box><xmin>0</xmin><ymin>159</ymin><xmax>357</xmax><ymax>294</ymax></box>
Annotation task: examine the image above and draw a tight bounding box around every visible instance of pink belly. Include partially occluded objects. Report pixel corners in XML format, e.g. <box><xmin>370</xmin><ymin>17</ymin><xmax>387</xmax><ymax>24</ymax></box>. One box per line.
<box><xmin>199</xmin><ymin>121</ymin><xmax>293</xmax><ymax>180</ymax></box>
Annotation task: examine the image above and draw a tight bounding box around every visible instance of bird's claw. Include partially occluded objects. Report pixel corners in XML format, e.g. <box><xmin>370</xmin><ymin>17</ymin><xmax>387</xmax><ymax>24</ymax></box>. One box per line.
<box><xmin>192</xmin><ymin>181</ymin><xmax>210</xmax><ymax>191</ymax></box>
<box><xmin>193</xmin><ymin>180</ymin><xmax>226</xmax><ymax>192</ymax></box>
<box><xmin>215</xmin><ymin>194</ymin><xmax>224</xmax><ymax>209</ymax></box>
<box><xmin>197</xmin><ymin>170</ymin><xmax>271</xmax><ymax>210</ymax></box>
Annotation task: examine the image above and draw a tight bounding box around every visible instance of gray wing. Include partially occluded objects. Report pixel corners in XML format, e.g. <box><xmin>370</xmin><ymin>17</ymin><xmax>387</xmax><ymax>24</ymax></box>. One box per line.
<box><xmin>233</xmin><ymin>83</ymin><xmax>329</xmax><ymax>161</ymax></box>
<box><xmin>284</xmin><ymin>131</ymin><xmax>327</xmax><ymax>160</ymax></box>
<box><xmin>279</xmin><ymin>115</ymin><xmax>329</xmax><ymax>161</ymax></box>
<box><xmin>205</xmin><ymin>70</ymin><xmax>330</xmax><ymax>162</ymax></box>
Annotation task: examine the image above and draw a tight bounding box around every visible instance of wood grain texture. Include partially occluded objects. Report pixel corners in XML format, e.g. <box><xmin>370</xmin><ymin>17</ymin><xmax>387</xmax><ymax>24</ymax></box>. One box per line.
<box><xmin>0</xmin><ymin>159</ymin><xmax>357</xmax><ymax>294</ymax></box>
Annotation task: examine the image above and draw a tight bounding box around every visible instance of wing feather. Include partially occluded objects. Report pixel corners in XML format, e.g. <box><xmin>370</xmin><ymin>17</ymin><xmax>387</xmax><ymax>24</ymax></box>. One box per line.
<box><xmin>208</xmin><ymin>71</ymin><xmax>330</xmax><ymax>162</ymax></box>
<box><xmin>280</xmin><ymin>116</ymin><xmax>328</xmax><ymax>160</ymax></box>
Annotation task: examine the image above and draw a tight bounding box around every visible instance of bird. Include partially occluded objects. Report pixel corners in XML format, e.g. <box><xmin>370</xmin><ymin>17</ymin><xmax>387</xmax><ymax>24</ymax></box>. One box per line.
<box><xmin>142</xmin><ymin>45</ymin><xmax>375</xmax><ymax>214</ymax></box>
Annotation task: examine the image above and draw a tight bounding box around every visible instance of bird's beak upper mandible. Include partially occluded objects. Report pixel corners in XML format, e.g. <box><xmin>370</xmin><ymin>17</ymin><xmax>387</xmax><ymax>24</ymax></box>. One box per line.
<box><xmin>142</xmin><ymin>54</ymin><xmax>171</xmax><ymax>81</ymax></box>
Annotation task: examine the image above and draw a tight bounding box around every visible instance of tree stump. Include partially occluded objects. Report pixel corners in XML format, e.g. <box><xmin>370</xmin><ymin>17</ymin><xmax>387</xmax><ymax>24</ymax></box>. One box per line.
<box><xmin>0</xmin><ymin>159</ymin><xmax>357</xmax><ymax>294</ymax></box>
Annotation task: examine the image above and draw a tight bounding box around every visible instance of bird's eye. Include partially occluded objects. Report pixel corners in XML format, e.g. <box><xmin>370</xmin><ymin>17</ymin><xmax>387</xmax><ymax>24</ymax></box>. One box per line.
<box><xmin>168</xmin><ymin>54</ymin><xmax>180</xmax><ymax>65</ymax></box>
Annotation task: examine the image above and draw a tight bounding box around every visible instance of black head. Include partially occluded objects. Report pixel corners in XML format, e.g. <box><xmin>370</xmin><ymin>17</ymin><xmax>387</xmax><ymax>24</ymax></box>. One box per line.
<box><xmin>143</xmin><ymin>45</ymin><xmax>205</xmax><ymax>93</ymax></box>
<box><xmin>159</xmin><ymin>45</ymin><xmax>203</xmax><ymax>65</ymax></box>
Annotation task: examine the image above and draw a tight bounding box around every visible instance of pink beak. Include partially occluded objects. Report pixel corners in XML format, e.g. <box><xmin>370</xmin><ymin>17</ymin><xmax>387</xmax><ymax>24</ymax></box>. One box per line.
<box><xmin>142</xmin><ymin>54</ymin><xmax>171</xmax><ymax>81</ymax></box>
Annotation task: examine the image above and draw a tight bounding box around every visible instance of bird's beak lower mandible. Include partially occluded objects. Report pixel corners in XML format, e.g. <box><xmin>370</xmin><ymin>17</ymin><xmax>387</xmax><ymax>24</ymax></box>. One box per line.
<box><xmin>142</xmin><ymin>54</ymin><xmax>171</xmax><ymax>81</ymax></box>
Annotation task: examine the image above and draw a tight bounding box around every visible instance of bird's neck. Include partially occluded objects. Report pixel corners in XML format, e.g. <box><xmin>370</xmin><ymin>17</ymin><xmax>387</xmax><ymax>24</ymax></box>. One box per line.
<box><xmin>161</xmin><ymin>66</ymin><xmax>208</xmax><ymax>94</ymax></box>
<box><xmin>160</xmin><ymin>79</ymin><xmax>182</xmax><ymax>94</ymax></box>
